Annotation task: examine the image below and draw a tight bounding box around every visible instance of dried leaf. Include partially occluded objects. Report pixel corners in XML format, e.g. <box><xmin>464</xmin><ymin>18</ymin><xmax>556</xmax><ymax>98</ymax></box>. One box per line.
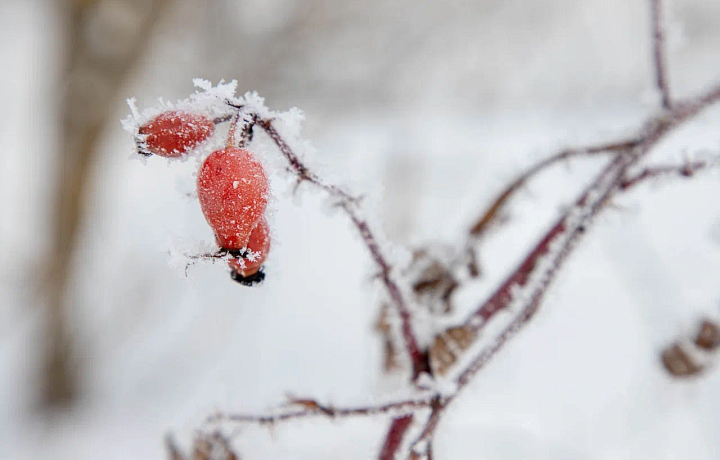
<box><xmin>429</xmin><ymin>326</ymin><xmax>477</xmax><ymax>375</ymax></box>
<box><xmin>661</xmin><ymin>343</ymin><xmax>703</xmax><ymax>377</ymax></box>
<box><xmin>375</xmin><ymin>304</ymin><xmax>400</xmax><ymax>372</ymax></box>
<box><xmin>192</xmin><ymin>431</ymin><xmax>239</xmax><ymax>460</ymax></box>
<box><xmin>695</xmin><ymin>319</ymin><xmax>720</xmax><ymax>351</ymax></box>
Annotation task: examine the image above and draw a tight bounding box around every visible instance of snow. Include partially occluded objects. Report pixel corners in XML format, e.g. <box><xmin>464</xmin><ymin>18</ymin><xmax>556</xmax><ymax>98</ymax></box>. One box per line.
<box><xmin>4</xmin><ymin>0</ymin><xmax>720</xmax><ymax>459</ymax></box>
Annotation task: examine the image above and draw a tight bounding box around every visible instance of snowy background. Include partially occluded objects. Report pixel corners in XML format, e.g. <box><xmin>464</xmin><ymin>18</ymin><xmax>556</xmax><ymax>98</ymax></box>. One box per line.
<box><xmin>3</xmin><ymin>0</ymin><xmax>720</xmax><ymax>459</ymax></box>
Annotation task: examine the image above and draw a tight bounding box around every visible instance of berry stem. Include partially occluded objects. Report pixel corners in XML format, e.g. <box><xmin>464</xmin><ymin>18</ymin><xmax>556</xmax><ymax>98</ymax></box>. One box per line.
<box><xmin>226</xmin><ymin>111</ymin><xmax>241</xmax><ymax>148</ymax></box>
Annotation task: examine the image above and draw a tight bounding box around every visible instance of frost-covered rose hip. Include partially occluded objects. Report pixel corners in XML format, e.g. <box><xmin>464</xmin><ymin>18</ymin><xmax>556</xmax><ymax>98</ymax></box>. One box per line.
<box><xmin>137</xmin><ymin>110</ymin><xmax>214</xmax><ymax>157</ymax></box>
<box><xmin>197</xmin><ymin>147</ymin><xmax>269</xmax><ymax>249</ymax></box>
<box><xmin>228</xmin><ymin>217</ymin><xmax>270</xmax><ymax>280</ymax></box>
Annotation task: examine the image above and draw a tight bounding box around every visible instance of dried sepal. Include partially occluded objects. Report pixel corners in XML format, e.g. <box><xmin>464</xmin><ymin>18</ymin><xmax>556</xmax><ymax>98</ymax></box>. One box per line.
<box><xmin>166</xmin><ymin>431</ymin><xmax>240</xmax><ymax>460</ymax></box>
<box><xmin>661</xmin><ymin>343</ymin><xmax>704</xmax><ymax>377</ymax></box>
<box><xmin>695</xmin><ymin>319</ymin><xmax>720</xmax><ymax>351</ymax></box>
<box><xmin>428</xmin><ymin>326</ymin><xmax>477</xmax><ymax>376</ymax></box>
<box><xmin>408</xmin><ymin>249</ymin><xmax>459</xmax><ymax>315</ymax></box>
<box><xmin>375</xmin><ymin>303</ymin><xmax>401</xmax><ymax>372</ymax></box>
<box><xmin>193</xmin><ymin>431</ymin><xmax>239</xmax><ymax>460</ymax></box>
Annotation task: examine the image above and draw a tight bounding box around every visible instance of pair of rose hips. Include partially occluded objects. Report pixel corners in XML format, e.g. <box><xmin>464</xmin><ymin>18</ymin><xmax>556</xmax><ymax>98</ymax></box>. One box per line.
<box><xmin>138</xmin><ymin>110</ymin><xmax>270</xmax><ymax>285</ymax></box>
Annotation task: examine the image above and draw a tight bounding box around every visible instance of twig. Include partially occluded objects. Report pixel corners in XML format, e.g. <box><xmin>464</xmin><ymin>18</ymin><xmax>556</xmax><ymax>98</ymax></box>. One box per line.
<box><xmin>651</xmin><ymin>0</ymin><xmax>672</xmax><ymax>109</ymax></box>
<box><xmin>340</xmin><ymin>201</ymin><xmax>428</xmax><ymax>378</ymax></box>
<box><xmin>468</xmin><ymin>137</ymin><xmax>640</xmax><ymax>238</ymax></box>
<box><xmin>207</xmin><ymin>397</ymin><xmax>433</xmax><ymax>426</ymax></box>
<box><xmin>620</xmin><ymin>157</ymin><xmax>720</xmax><ymax>190</ymax></box>
<box><xmin>257</xmin><ymin>119</ymin><xmax>358</xmax><ymax>202</ymax></box>
<box><xmin>255</xmin><ymin>117</ymin><xmax>427</xmax><ymax>378</ymax></box>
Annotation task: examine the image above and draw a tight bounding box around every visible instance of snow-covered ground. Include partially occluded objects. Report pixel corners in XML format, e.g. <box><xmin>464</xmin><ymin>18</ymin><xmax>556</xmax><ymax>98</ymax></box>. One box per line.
<box><xmin>3</xmin><ymin>0</ymin><xmax>720</xmax><ymax>459</ymax></box>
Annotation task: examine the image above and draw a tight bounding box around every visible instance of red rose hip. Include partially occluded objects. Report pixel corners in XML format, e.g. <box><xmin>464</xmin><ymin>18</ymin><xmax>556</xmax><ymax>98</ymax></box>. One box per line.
<box><xmin>228</xmin><ymin>217</ymin><xmax>270</xmax><ymax>278</ymax></box>
<box><xmin>138</xmin><ymin>110</ymin><xmax>214</xmax><ymax>157</ymax></box>
<box><xmin>197</xmin><ymin>147</ymin><xmax>269</xmax><ymax>249</ymax></box>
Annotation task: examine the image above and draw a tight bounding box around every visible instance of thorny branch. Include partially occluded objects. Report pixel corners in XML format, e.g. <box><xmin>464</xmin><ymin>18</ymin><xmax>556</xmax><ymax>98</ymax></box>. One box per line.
<box><xmin>176</xmin><ymin>1</ymin><xmax>720</xmax><ymax>458</ymax></box>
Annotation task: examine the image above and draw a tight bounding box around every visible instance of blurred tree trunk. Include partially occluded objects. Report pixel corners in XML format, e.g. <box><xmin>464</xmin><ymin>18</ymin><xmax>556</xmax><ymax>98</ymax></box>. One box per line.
<box><xmin>41</xmin><ymin>0</ymin><xmax>173</xmax><ymax>409</ymax></box>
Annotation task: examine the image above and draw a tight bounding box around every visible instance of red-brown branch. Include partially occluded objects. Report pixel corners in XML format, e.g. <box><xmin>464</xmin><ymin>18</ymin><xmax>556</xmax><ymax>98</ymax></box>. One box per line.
<box><xmin>255</xmin><ymin>118</ymin><xmax>426</xmax><ymax>378</ymax></box>
<box><xmin>258</xmin><ymin>119</ymin><xmax>358</xmax><ymax>202</ymax></box>
<box><xmin>379</xmin><ymin>415</ymin><xmax>415</xmax><ymax>460</ymax></box>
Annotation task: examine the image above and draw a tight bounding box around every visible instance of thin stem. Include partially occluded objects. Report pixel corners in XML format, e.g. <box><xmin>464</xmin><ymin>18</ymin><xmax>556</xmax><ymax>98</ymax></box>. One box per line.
<box><xmin>256</xmin><ymin>117</ymin><xmax>427</xmax><ymax>378</ymax></box>
<box><xmin>341</xmin><ymin>202</ymin><xmax>427</xmax><ymax>378</ymax></box>
<box><xmin>620</xmin><ymin>158</ymin><xmax>720</xmax><ymax>190</ymax></box>
<box><xmin>257</xmin><ymin>119</ymin><xmax>358</xmax><ymax>202</ymax></box>
<box><xmin>651</xmin><ymin>0</ymin><xmax>672</xmax><ymax>109</ymax></box>
<box><xmin>208</xmin><ymin>397</ymin><xmax>432</xmax><ymax>426</ymax></box>
<box><xmin>468</xmin><ymin>137</ymin><xmax>640</xmax><ymax>238</ymax></box>
<box><xmin>225</xmin><ymin>111</ymin><xmax>240</xmax><ymax>148</ymax></box>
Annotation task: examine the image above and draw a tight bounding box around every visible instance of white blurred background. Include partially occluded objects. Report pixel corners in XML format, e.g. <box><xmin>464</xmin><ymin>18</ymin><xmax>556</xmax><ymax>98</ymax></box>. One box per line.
<box><xmin>3</xmin><ymin>0</ymin><xmax>720</xmax><ymax>458</ymax></box>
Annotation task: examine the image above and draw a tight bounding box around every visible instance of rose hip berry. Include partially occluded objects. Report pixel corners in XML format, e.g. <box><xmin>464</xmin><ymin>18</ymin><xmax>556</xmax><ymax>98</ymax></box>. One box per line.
<box><xmin>197</xmin><ymin>147</ymin><xmax>269</xmax><ymax>249</ymax></box>
<box><xmin>137</xmin><ymin>110</ymin><xmax>214</xmax><ymax>157</ymax></box>
<box><xmin>228</xmin><ymin>217</ymin><xmax>271</xmax><ymax>278</ymax></box>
